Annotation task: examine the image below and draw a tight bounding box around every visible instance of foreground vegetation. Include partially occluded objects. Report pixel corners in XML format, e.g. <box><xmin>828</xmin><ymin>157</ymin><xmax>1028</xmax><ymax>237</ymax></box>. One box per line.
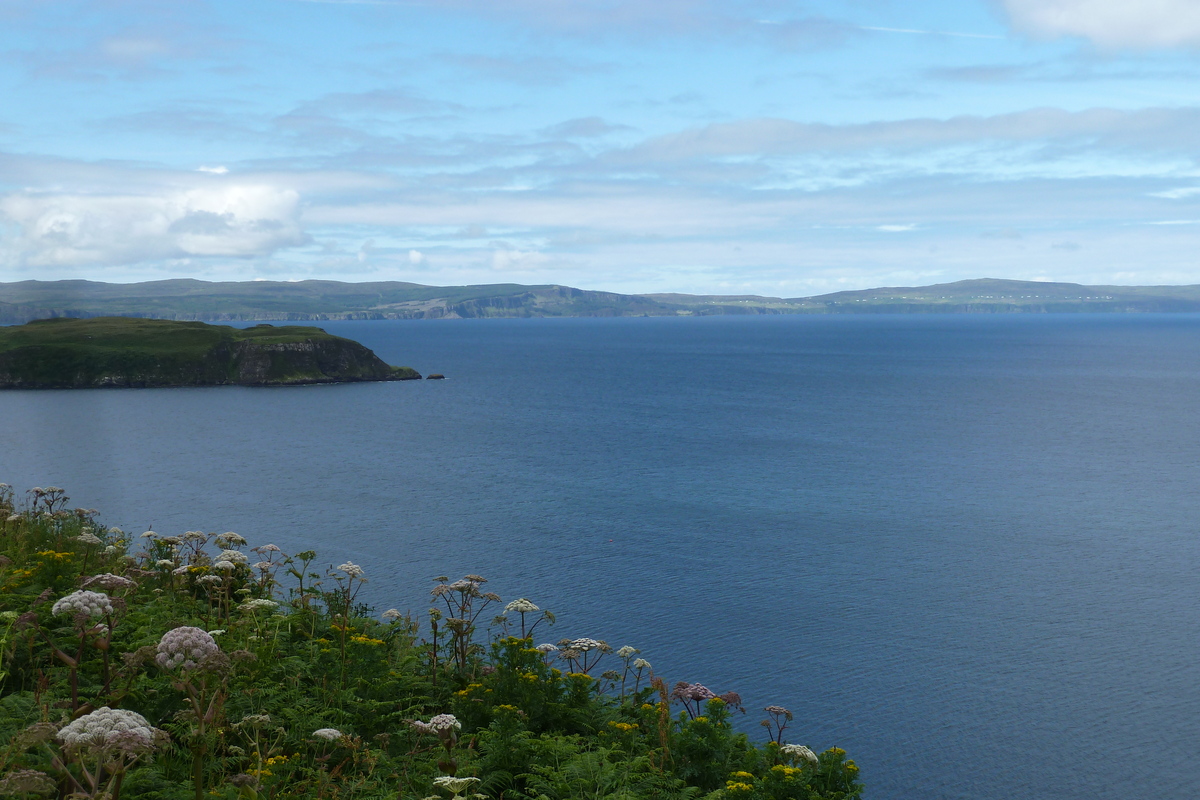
<box><xmin>0</xmin><ymin>484</ymin><xmax>863</xmax><ymax>799</ymax></box>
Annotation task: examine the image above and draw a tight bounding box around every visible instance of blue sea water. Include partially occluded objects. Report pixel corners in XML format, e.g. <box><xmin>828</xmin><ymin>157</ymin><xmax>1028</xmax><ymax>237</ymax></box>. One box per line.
<box><xmin>2</xmin><ymin>313</ymin><xmax>1199</xmax><ymax>799</ymax></box>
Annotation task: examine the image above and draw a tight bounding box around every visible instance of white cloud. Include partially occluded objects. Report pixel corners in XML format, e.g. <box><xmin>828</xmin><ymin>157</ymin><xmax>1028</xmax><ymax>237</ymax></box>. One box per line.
<box><xmin>1002</xmin><ymin>0</ymin><xmax>1200</xmax><ymax>48</ymax></box>
<box><xmin>1150</xmin><ymin>186</ymin><xmax>1200</xmax><ymax>199</ymax></box>
<box><xmin>878</xmin><ymin>224</ymin><xmax>917</xmax><ymax>232</ymax></box>
<box><xmin>0</xmin><ymin>184</ymin><xmax>307</xmax><ymax>268</ymax></box>
<box><xmin>491</xmin><ymin>248</ymin><xmax>549</xmax><ymax>272</ymax></box>
<box><xmin>408</xmin><ymin>249</ymin><xmax>425</xmax><ymax>265</ymax></box>
<box><xmin>197</xmin><ymin>165</ymin><xmax>228</xmax><ymax>174</ymax></box>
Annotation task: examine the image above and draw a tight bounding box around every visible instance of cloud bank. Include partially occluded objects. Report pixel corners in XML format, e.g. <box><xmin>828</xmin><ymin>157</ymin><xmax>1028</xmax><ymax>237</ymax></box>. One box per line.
<box><xmin>0</xmin><ymin>183</ymin><xmax>306</xmax><ymax>269</ymax></box>
<box><xmin>1003</xmin><ymin>0</ymin><xmax>1200</xmax><ymax>47</ymax></box>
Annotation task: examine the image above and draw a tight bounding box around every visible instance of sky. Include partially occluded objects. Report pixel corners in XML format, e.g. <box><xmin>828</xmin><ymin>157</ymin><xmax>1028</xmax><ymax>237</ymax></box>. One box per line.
<box><xmin>4</xmin><ymin>1</ymin><xmax>1200</xmax><ymax>296</ymax></box>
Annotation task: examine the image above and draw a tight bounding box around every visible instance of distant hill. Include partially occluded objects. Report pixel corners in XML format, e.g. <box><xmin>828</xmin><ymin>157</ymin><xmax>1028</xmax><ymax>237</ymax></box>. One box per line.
<box><xmin>4</xmin><ymin>277</ymin><xmax>1200</xmax><ymax>323</ymax></box>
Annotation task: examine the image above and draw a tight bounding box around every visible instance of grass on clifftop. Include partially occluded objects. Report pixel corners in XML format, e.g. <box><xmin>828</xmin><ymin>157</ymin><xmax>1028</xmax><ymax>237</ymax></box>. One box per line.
<box><xmin>0</xmin><ymin>318</ymin><xmax>344</xmax><ymax>357</ymax></box>
<box><xmin>0</xmin><ymin>485</ymin><xmax>863</xmax><ymax>800</ymax></box>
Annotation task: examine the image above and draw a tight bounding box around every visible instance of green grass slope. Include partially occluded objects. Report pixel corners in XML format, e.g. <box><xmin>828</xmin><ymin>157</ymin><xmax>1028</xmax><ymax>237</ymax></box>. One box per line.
<box><xmin>0</xmin><ymin>317</ymin><xmax>420</xmax><ymax>388</ymax></box>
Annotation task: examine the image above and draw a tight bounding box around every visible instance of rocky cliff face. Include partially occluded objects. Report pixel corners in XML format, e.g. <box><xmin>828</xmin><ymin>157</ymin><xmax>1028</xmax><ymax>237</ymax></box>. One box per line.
<box><xmin>226</xmin><ymin>338</ymin><xmax>414</xmax><ymax>385</ymax></box>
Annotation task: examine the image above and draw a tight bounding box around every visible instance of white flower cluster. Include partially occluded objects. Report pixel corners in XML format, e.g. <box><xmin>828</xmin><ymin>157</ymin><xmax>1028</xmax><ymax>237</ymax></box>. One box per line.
<box><xmin>616</xmin><ymin>645</ymin><xmax>638</xmax><ymax>659</ymax></box>
<box><xmin>410</xmin><ymin>713</ymin><xmax>461</xmax><ymax>736</ymax></box>
<box><xmin>156</xmin><ymin>559</ymin><xmax>176</xmax><ymax>569</ymax></box>
<box><xmin>313</xmin><ymin>728</ymin><xmax>343</xmax><ymax>741</ymax></box>
<box><xmin>535</xmin><ymin>643</ymin><xmax>558</xmax><ymax>653</ymax></box>
<box><xmin>156</xmin><ymin>626</ymin><xmax>219</xmax><ymax>671</ymax></box>
<box><xmin>82</xmin><ymin>573</ymin><xmax>137</xmax><ymax>591</ymax></box>
<box><xmin>504</xmin><ymin>598</ymin><xmax>539</xmax><ymax>614</ymax></box>
<box><xmin>382</xmin><ymin>609</ymin><xmax>403</xmax><ymax>621</ymax></box>
<box><xmin>432</xmin><ymin>775</ymin><xmax>481</xmax><ymax>797</ymax></box>
<box><xmin>781</xmin><ymin>743</ymin><xmax>820</xmax><ymax>765</ymax></box>
<box><xmin>76</xmin><ymin>531</ymin><xmax>103</xmax><ymax>546</ymax></box>
<box><xmin>633</xmin><ymin>658</ymin><xmax>652</xmax><ymax>671</ymax></box>
<box><xmin>218</xmin><ymin>549</ymin><xmax>248</xmax><ymax>565</ymax></box>
<box><xmin>52</xmin><ymin>590</ymin><xmax>113</xmax><ymax>619</ymax></box>
<box><xmin>570</xmin><ymin>638</ymin><xmax>607</xmax><ymax>652</ymax></box>
<box><xmin>215</xmin><ymin>532</ymin><xmax>247</xmax><ymax>547</ymax></box>
<box><xmin>238</xmin><ymin>599</ymin><xmax>278</xmax><ymax>613</ymax></box>
<box><xmin>337</xmin><ymin>562</ymin><xmax>365</xmax><ymax>578</ymax></box>
<box><xmin>58</xmin><ymin>706</ymin><xmax>159</xmax><ymax>753</ymax></box>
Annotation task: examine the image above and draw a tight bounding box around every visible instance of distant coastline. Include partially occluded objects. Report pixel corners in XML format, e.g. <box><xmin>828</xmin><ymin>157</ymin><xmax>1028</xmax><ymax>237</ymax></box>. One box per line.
<box><xmin>5</xmin><ymin>277</ymin><xmax>1200</xmax><ymax>324</ymax></box>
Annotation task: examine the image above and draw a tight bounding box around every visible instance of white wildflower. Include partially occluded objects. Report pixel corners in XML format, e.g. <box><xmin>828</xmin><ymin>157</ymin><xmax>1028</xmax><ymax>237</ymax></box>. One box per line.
<box><xmin>535</xmin><ymin>643</ymin><xmax>558</xmax><ymax>653</ymax></box>
<box><xmin>781</xmin><ymin>744</ymin><xmax>820</xmax><ymax>765</ymax></box>
<box><xmin>5</xmin><ymin>515</ymin><xmax>19</xmax><ymax>524</ymax></box>
<box><xmin>156</xmin><ymin>559</ymin><xmax>175</xmax><ymax>569</ymax></box>
<box><xmin>82</xmin><ymin>573</ymin><xmax>137</xmax><ymax>591</ymax></box>
<box><xmin>213</xmin><ymin>560</ymin><xmax>236</xmax><ymax>570</ymax></box>
<box><xmin>505</xmin><ymin>598</ymin><xmax>539</xmax><ymax>614</ymax></box>
<box><xmin>337</xmin><ymin>562</ymin><xmax>365</xmax><ymax>578</ymax></box>
<box><xmin>196</xmin><ymin>575</ymin><xmax>222</xmax><ymax>585</ymax></box>
<box><xmin>171</xmin><ymin>565</ymin><xmax>191</xmax><ymax>576</ymax></box>
<box><xmin>411</xmin><ymin>713</ymin><xmax>460</xmax><ymax>736</ymax></box>
<box><xmin>0</xmin><ymin>769</ymin><xmax>56</xmax><ymax>796</ymax></box>
<box><xmin>432</xmin><ymin>776</ymin><xmax>480</xmax><ymax>794</ymax></box>
<box><xmin>218</xmin><ymin>549</ymin><xmax>248</xmax><ymax>565</ymax></box>
<box><xmin>382</xmin><ymin>608</ymin><xmax>403</xmax><ymax>621</ymax></box>
<box><xmin>252</xmin><ymin>561</ymin><xmax>273</xmax><ymax>571</ymax></box>
<box><xmin>58</xmin><ymin>706</ymin><xmax>160</xmax><ymax>755</ymax></box>
<box><xmin>208</xmin><ymin>629</ymin><xmax>226</xmax><ymax>636</ymax></box>
<box><xmin>214</xmin><ymin>532</ymin><xmax>247</xmax><ymax>547</ymax></box>
<box><xmin>239</xmin><ymin>599</ymin><xmax>278</xmax><ymax>613</ymax></box>
<box><xmin>52</xmin><ymin>590</ymin><xmax>113</xmax><ymax>619</ymax></box>
<box><xmin>107</xmin><ymin>527</ymin><xmax>123</xmax><ymax>536</ymax></box>
<box><xmin>633</xmin><ymin>658</ymin><xmax>652</xmax><ymax>671</ymax></box>
<box><xmin>76</xmin><ymin>531</ymin><xmax>103</xmax><ymax>546</ymax></box>
<box><xmin>429</xmin><ymin>713</ymin><xmax>460</xmax><ymax>731</ymax></box>
<box><xmin>182</xmin><ymin>531</ymin><xmax>208</xmax><ymax>543</ymax></box>
<box><xmin>102</xmin><ymin>545</ymin><xmax>120</xmax><ymax>556</ymax></box>
<box><xmin>571</xmin><ymin>638</ymin><xmax>606</xmax><ymax>652</ymax></box>
<box><xmin>616</xmin><ymin>645</ymin><xmax>638</xmax><ymax>659</ymax></box>
<box><xmin>140</xmin><ymin>530</ymin><xmax>156</xmax><ymax>539</ymax></box>
<box><xmin>255</xmin><ymin>544</ymin><xmax>281</xmax><ymax>553</ymax></box>
<box><xmin>156</xmin><ymin>626</ymin><xmax>219</xmax><ymax>671</ymax></box>
<box><xmin>313</xmin><ymin>728</ymin><xmax>342</xmax><ymax>741</ymax></box>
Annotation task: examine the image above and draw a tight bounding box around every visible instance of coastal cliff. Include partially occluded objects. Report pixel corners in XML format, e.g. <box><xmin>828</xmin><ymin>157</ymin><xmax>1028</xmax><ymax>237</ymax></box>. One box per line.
<box><xmin>0</xmin><ymin>317</ymin><xmax>420</xmax><ymax>388</ymax></box>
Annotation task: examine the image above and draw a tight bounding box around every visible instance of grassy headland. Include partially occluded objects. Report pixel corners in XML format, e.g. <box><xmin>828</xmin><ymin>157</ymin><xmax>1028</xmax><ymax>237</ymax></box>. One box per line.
<box><xmin>0</xmin><ymin>317</ymin><xmax>420</xmax><ymax>389</ymax></box>
<box><xmin>0</xmin><ymin>485</ymin><xmax>863</xmax><ymax>799</ymax></box>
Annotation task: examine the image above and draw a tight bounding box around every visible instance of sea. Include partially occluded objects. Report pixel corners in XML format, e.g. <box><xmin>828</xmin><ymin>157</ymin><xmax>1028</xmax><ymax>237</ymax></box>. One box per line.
<box><xmin>2</xmin><ymin>313</ymin><xmax>1198</xmax><ymax>800</ymax></box>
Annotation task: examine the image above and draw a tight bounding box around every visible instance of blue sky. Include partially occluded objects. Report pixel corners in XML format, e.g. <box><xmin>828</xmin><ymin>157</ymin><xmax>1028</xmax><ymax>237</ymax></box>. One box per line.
<box><xmin>4</xmin><ymin>0</ymin><xmax>1200</xmax><ymax>295</ymax></box>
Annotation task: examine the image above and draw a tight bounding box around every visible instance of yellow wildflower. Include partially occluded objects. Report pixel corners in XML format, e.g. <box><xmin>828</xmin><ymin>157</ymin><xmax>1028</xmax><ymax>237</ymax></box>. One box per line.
<box><xmin>349</xmin><ymin>634</ymin><xmax>385</xmax><ymax>646</ymax></box>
